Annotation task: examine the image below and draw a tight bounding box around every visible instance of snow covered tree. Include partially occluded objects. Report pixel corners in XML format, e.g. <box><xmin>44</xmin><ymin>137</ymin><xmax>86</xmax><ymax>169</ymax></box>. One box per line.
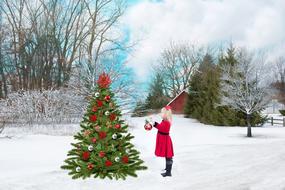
<box><xmin>185</xmin><ymin>51</ymin><xmax>266</xmax><ymax>126</ymax></box>
<box><xmin>61</xmin><ymin>73</ymin><xmax>147</xmax><ymax>179</ymax></box>
<box><xmin>220</xmin><ymin>49</ymin><xmax>272</xmax><ymax>137</ymax></box>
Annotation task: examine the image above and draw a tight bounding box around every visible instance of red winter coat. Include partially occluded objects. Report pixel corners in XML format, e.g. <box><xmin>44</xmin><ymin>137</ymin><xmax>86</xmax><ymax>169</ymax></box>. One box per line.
<box><xmin>154</xmin><ymin>120</ymin><xmax>174</xmax><ymax>158</ymax></box>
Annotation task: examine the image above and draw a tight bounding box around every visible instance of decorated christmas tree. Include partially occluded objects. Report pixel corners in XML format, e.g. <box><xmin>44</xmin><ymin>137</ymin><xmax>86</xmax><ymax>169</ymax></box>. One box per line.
<box><xmin>61</xmin><ymin>73</ymin><xmax>147</xmax><ymax>180</ymax></box>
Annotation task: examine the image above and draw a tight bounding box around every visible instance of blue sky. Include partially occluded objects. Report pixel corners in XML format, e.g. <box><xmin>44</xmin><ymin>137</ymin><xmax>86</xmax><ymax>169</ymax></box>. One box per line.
<box><xmin>123</xmin><ymin>0</ymin><xmax>285</xmax><ymax>83</ymax></box>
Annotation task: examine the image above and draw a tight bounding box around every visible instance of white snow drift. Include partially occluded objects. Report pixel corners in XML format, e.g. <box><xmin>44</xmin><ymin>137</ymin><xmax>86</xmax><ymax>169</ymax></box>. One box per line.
<box><xmin>1</xmin><ymin>115</ymin><xmax>285</xmax><ymax>190</ymax></box>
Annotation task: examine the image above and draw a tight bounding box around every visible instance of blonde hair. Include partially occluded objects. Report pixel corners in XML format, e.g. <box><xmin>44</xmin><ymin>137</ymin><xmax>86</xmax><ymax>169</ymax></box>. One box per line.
<box><xmin>161</xmin><ymin>107</ymin><xmax>172</xmax><ymax>123</ymax></box>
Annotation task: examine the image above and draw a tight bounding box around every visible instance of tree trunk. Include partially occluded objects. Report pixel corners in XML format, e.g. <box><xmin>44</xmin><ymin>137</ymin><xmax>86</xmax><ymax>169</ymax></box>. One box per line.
<box><xmin>0</xmin><ymin>51</ymin><xmax>7</xmax><ymax>98</ymax></box>
<box><xmin>0</xmin><ymin>81</ymin><xmax>3</xmax><ymax>99</ymax></box>
<box><xmin>246</xmin><ymin>113</ymin><xmax>252</xmax><ymax>137</ymax></box>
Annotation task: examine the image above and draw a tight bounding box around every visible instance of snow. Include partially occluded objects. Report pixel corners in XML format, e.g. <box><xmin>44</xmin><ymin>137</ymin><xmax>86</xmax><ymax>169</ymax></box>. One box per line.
<box><xmin>1</xmin><ymin>115</ymin><xmax>285</xmax><ymax>190</ymax></box>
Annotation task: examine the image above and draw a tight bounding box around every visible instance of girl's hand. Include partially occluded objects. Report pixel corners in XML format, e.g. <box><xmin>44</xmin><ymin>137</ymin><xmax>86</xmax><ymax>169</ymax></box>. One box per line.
<box><xmin>146</xmin><ymin>117</ymin><xmax>154</xmax><ymax>125</ymax></box>
<box><xmin>153</xmin><ymin>122</ymin><xmax>159</xmax><ymax>128</ymax></box>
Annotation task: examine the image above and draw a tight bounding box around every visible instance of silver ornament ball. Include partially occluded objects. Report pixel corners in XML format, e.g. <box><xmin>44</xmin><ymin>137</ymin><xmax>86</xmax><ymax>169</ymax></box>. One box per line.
<box><xmin>112</xmin><ymin>134</ymin><xmax>117</xmax><ymax>139</ymax></box>
<box><xmin>105</xmin><ymin>111</ymin><xmax>110</xmax><ymax>116</ymax></box>
<box><xmin>88</xmin><ymin>145</ymin><xmax>94</xmax><ymax>151</ymax></box>
<box><xmin>76</xmin><ymin>166</ymin><xmax>81</xmax><ymax>172</ymax></box>
<box><xmin>95</xmin><ymin>92</ymin><xmax>100</xmax><ymax>97</ymax></box>
<box><xmin>115</xmin><ymin>157</ymin><xmax>120</xmax><ymax>162</ymax></box>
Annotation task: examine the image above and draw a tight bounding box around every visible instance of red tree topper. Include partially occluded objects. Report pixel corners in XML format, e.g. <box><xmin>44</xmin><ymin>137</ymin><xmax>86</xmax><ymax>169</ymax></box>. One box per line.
<box><xmin>82</xmin><ymin>151</ymin><xmax>90</xmax><ymax>161</ymax></box>
<box><xmin>97</xmin><ymin>73</ymin><xmax>111</xmax><ymax>88</ymax></box>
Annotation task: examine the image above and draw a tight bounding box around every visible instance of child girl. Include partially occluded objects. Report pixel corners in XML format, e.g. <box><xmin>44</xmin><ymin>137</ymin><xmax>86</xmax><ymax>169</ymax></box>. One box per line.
<box><xmin>153</xmin><ymin>106</ymin><xmax>174</xmax><ymax>177</ymax></box>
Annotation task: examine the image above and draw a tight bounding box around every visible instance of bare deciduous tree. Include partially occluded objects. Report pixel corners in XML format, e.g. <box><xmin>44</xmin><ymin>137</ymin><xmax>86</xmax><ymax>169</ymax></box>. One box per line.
<box><xmin>273</xmin><ymin>56</ymin><xmax>285</xmax><ymax>104</ymax></box>
<box><xmin>0</xmin><ymin>0</ymin><xmax>129</xmax><ymax>102</ymax></box>
<box><xmin>69</xmin><ymin>51</ymin><xmax>138</xmax><ymax>111</ymax></box>
<box><xmin>156</xmin><ymin>42</ymin><xmax>204</xmax><ymax>98</ymax></box>
<box><xmin>0</xmin><ymin>7</ymin><xmax>8</xmax><ymax>99</ymax></box>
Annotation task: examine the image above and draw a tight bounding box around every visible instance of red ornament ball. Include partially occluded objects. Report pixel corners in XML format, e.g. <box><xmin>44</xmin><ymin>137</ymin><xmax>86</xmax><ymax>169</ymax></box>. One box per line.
<box><xmin>89</xmin><ymin>115</ymin><xmax>97</xmax><ymax>122</ymax></box>
<box><xmin>91</xmin><ymin>137</ymin><xmax>97</xmax><ymax>143</ymax></box>
<box><xmin>109</xmin><ymin>102</ymin><xmax>114</xmax><ymax>108</ymax></box>
<box><xmin>109</xmin><ymin>113</ymin><xmax>116</xmax><ymax>121</ymax></box>
<box><xmin>91</xmin><ymin>106</ymin><xmax>97</xmax><ymax>112</ymax></box>
<box><xmin>84</xmin><ymin>130</ymin><xmax>91</xmax><ymax>136</ymax></box>
<box><xmin>94</xmin><ymin>125</ymin><xmax>101</xmax><ymax>132</ymax></box>
<box><xmin>97</xmin><ymin>100</ymin><xmax>103</xmax><ymax>107</ymax></box>
<box><xmin>97</xmin><ymin>73</ymin><xmax>112</xmax><ymax>88</ymax></box>
<box><xmin>144</xmin><ymin>123</ymin><xmax>153</xmax><ymax>131</ymax></box>
<box><xmin>82</xmin><ymin>151</ymin><xmax>90</xmax><ymax>161</ymax></box>
<box><xmin>99</xmin><ymin>151</ymin><xmax>105</xmax><ymax>158</ymax></box>
<box><xmin>105</xmin><ymin>160</ymin><xmax>113</xmax><ymax>167</ymax></box>
<box><xmin>99</xmin><ymin>131</ymin><xmax>107</xmax><ymax>139</ymax></box>
<box><xmin>114</xmin><ymin>124</ymin><xmax>121</xmax><ymax>129</ymax></box>
<box><xmin>122</xmin><ymin>155</ymin><xmax>129</xmax><ymax>164</ymax></box>
<box><xmin>87</xmin><ymin>163</ymin><xmax>94</xmax><ymax>170</ymax></box>
<box><xmin>104</xmin><ymin>95</ymin><xmax>111</xmax><ymax>102</ymax></box>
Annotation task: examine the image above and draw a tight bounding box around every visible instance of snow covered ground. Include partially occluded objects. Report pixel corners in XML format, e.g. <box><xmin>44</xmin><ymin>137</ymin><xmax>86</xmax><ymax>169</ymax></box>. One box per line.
<box><xmin>1</xmin><ymin>115</ymin><xmax>285</xmax><ymax>190</ymax></box>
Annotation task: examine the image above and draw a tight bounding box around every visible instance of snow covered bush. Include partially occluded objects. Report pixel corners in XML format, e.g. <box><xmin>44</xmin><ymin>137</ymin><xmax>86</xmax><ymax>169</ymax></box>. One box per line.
<box><xmin>0</xmin><ymin>89</ymin><xmax>86</xmax><ymax>125</ymax></box>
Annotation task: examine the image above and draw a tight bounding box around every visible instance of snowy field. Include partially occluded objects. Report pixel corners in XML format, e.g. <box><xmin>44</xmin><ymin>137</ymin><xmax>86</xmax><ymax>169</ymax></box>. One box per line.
<box><xmin>1</xmin><ymin>115</ymin><xmax>285</xmax><ymax>190</ymax></box>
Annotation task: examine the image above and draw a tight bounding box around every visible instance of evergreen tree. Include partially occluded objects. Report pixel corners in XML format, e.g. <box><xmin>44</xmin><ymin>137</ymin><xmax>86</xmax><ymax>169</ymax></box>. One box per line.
<box><xmin>131</xmin><ymin>100</ymin><xmax>148</xmax><ymax>117</ymax></box>
<box><xmin>61</xmin><ymin>73</ymin><xmax>147</xmax><ymax>180</ymax></box>
<box><xmin>218</xmin><ymin>47</ymin><xmax>267</xmax><ymax>127</ymax></box>
<box><xmin>144</xmin><ymin>73</ymin><xmax>169</xmax><ymax>111</ymax></box>
<box><xmin>185</xmin><ymin>47</ymin><xmax>266</xmax><ymax>126</ymax></box>
<box><xmin>185</xmin><ymin>53</ymin><xmax>224</xmax><ymax>125</ymax></box>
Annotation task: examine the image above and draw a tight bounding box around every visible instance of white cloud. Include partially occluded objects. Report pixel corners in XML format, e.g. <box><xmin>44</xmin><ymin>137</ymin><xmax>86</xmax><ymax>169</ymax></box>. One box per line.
<box><xmin>123</xmin><ymin>0</ymin><xmax>285</xmax><ymax>79</ymax></box>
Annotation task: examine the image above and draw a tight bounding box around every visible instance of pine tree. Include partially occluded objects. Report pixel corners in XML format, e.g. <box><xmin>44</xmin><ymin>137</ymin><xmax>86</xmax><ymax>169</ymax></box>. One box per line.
<box><xmin>185</xmin><ymin>48</ymin><xmax>266</xmax><ymax>126</ymax></box>
<box><xmin>131</xmin><ymin>100</ymin><xmax>148</xmax><ymax>117</ymax></box>
<box><xmin>144</xmin><ymin>73</ymin><xmax>169</xmax><ymax>111</ymax></box>
<box><xmin>184</xmin><ymin>54</ymin><xmax>223</xmax><ymax>125</ymax></box>
<box><xmin>218</xmin><ymin>46</ymin><xmax>267</xmax><ymax>127</ymax></box>
<box><xmin>61</xmin><ymin>73</ymin><xmax>147</xmax><ymax>180</ymax></box>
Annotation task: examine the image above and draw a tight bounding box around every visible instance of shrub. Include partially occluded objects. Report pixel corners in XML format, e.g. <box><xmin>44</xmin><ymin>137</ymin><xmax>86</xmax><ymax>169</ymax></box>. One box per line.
<box><xmin>279</xmin><ymin>110</ymin><xmax>285</xmax><ymax>116</ymax></box>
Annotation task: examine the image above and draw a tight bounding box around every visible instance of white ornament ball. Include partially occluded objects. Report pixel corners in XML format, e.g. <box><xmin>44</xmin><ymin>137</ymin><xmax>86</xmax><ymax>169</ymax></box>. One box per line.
<box><xmin>105</xmin><ymin>111</ymin><xmax>110</xmax><ymax>116</ymax></box>
<box><xmin>76</xmin><ymin>166</ymin><xmax>81</xmax><ymax>172</ymax></box>
<box><xmin>95</xmin><ymin>92</ymin><xmax>100</xmax><ymax>97</ymax></box>
<box><xmin>88</xmin><ymin>145</ymin><xmax>93</xmax><ymax>151</ymax></box>
<box><xmin>115</xmin><ymin>156</ymin><xmax>120</xmax><ymax>162</ymax></box>
<box><xmin>126</xmin><ymin>149</ymin><xmax>130</xmax><ymax>154</ymax></box>
<box><xmin>112</xmin><ymin>134</ymin><xmax>117</xmax><ymax>139</ymax></box>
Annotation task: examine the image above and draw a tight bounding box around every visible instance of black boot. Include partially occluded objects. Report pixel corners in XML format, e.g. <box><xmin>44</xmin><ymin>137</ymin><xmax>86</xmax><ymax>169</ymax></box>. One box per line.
<box><xmin>161</xmin><ymin>158</ymin><xmax>172</xmax><ymax>177</ymax></box>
